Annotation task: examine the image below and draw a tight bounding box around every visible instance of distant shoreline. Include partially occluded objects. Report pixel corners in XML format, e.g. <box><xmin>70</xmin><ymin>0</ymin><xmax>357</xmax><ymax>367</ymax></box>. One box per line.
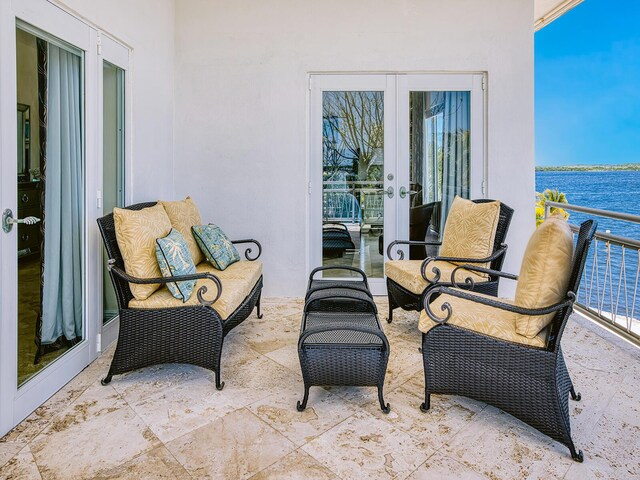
<box><xmin>536</xmin><ymin>163</ymin><xmax>640</xmax><ymax>172</ymax></box>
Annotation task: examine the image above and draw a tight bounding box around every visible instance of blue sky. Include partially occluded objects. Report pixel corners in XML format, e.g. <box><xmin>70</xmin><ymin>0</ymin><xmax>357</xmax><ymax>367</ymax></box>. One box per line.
<box><xmin>535</xmin><ymin>0</ymin><xmax>640</xmax><ymax>166</ymax></box>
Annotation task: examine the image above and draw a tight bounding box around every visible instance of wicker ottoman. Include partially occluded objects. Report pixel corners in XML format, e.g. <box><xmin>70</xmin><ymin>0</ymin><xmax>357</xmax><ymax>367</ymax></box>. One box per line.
<box><xmin>297</xmin><ymin>267</ymin><xmax>390</xmax><ymax>413</ymax></box>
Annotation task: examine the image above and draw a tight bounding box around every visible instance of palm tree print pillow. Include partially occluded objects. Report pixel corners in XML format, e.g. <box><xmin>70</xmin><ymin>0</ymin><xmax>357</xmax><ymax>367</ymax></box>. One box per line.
<box><xmin>155</xmin><ymin>229</ymin><xmax>197</xmax><ymax>302</ymax></box>
<box><xmin>191</xmin><ymin>224</ymin><xmax>240</xmax><ymax>271</ymax></box>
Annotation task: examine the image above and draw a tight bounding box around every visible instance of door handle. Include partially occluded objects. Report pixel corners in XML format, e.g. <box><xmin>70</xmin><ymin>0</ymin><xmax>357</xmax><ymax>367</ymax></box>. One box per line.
<box><xmin>2</xmin><ymin>209</ymin><xmax>41</xmax><ymax>233</ymax></box>
<box><xmin>399</xmin><ymin>187</ymin><xmax>419</xmax><ymax>199</ymax></box>
<box><xmin>376</xmin><ymin>186</ymin><xmax>394</xmax><ymax>199</ymax></box>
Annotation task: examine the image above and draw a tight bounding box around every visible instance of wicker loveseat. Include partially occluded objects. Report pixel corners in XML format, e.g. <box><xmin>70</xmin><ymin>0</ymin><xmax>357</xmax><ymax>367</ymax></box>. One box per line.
<box><xmin>97</xmin><ymin>201</ymin><xmax>263</xmax><ymax>390</ymax></box>
<box><xmin>385</xmin><ymin>198</ymin><xmax>514</xmax><ymax>323</ymax></box>
<box><xmin>420</xmin><ymin>218</ymin><xmax>597</xmax><ymax>461</ymax></box>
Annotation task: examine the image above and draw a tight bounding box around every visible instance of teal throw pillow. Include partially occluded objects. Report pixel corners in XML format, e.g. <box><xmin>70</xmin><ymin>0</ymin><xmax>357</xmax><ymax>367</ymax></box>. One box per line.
<box><xmin>191</xmin><ymin>224</ymin><xmax>240</xmax><ymax>271</ymax></box>
<box><xmin>155</xmin><ymin>228</ymin><xmax>197</xmax><ymax>302</ymax></box>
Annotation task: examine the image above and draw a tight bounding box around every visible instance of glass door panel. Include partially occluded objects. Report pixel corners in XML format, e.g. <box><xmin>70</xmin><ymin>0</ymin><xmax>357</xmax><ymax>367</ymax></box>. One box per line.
<box><xmin>406</xmin><ymin>91</ymin><xmax>471</xmax><ymax>259</ymax></box>
<box><xmin>15</xmin><ymin>25</ymin><xmax>85</xmax><ymax>386</ymax></box>
<box><xmin>322</xmin><ymin>91</ymin><xmax>385</xmax><ymax>278</ymax></box>
<box><xmin>102</xmin><ymin>61</ymin><xmax>125</xmax><ymax>325</ymax></box>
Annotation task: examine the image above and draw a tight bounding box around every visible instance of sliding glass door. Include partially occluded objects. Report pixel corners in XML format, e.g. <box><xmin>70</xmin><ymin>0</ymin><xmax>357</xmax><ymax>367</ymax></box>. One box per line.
<box><xmin>309</xmin><ymin>74</ymin><xmax>484</xmax><ymax>294</ymax></box>
<box><xmin>0</xmin><ymin>0</ymin><xmax>129</xmax><ymax>437</ymax></box>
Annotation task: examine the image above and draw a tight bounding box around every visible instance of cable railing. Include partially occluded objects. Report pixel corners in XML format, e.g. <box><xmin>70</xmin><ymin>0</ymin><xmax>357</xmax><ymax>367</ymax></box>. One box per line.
<box><xmin>546</xmin><ymin>201</ymin><xmax>640</xmax><ymax>345</ymax></box>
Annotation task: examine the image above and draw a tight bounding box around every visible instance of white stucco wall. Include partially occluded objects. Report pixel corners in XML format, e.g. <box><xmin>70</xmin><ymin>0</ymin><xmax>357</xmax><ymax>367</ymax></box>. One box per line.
<box><xmin>55</xmin><ymin>0</ymin><xmax>176</xmax><ymax>202</ymax></box>
<box><xmin>173</xmin><ymin>0</ymin><xmax>535</xmax><ymax>296</ymax></box>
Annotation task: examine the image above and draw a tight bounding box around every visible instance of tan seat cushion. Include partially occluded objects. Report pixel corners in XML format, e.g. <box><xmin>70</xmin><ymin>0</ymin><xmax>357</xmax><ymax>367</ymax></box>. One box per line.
<box><xmin>159</xmin><ymin>197</ymin><xmax>205</xmax><ymax>265</ymax></box>
<box><xmin>514</xmin><ymin>215</ymin><xmax>574</xmax><ymax>338</ymax></box>
<box><xmin>385</xmin><ymin>260</ymin><xmax>486</xmax><ymax>295</ymax></box>
<box><xmin>129</xmin><ymin>261</ymin><xmax>262</xmax><ymax>320</ymax></box>
<box><xmin>114</xmin><ymin>204</ymin><xmax>172</xmax><ymax>301</ymax></box>
<box><xmin>439</xmin><ymin>196</ymin><xmax>501</xmax><ymax>275</ymax></box>
<box><xmin>419</xmin><ymin>290</ymin><xmax>547</xmax><ymax>348</ymax></box>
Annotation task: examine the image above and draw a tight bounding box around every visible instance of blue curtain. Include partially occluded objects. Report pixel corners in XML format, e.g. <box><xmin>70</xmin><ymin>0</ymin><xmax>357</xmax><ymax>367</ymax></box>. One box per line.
<box><xmin>439</xmin><ymin>92</ymin><xmax>471</xmax><ymax>229</ymax></box>
<box><xmin>40</xmin><ymin>44</ymin><xmax>83</xmax><ymax>344</ymax></box>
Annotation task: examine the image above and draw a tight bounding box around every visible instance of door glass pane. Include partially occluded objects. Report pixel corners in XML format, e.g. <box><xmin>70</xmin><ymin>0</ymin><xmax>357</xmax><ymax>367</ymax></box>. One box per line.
<box><xmin>407</xmin><ymin>91</ymin><xmax>470</xmax><ymax>259</ymax></box>
<box><xmin>16</xmin><ymin>27</ymin><xmax>84</xmax><ymax>386</ymax></box>
<box><xmin>102</xmin><ymin>61</ymin><xmax>125</xmax><ymax>325</ymax></box>
<box><xmin>322</xmin><ymin>91</ymin><xmax>384</xmax><ymax>278</ymax></box>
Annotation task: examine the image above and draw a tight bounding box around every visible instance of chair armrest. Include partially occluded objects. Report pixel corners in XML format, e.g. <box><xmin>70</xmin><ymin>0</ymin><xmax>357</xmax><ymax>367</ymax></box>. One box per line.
<box><xmin>231</xmin><ymin>239</ymin><xmax>262</xmax><ymax>261</ymax></box>
<box><xmin>420</xmin><ymin>244</ymin><xmax>508</xmax><ymax>284</ymax></box>
<box><xmin>450</xmin><ymin>263</ymin><xmax>518</xmax><ymax>289</ymax></box>
<box><xmin>108</xmin><ymin>261</ymin><xmax>222</xmax><ymax>306</ymax></box>
<box><xmin>386</xmin><ymin>239</ymin><xmax>442</xmax><ymax>260</ymax></box>
<box><xmin>307</xmin><ymin>266</ymin><xmax>369</xmax><ymax>289</ymax></box>
<box><xmin>423</xmin><ymin>285</ymin><xmax>576</xmax><ymax>324</ymax></box>
<box><xmin>299</xmin><ymin>323</ymin><xmax>389</xmax><ymax>351</ymax></box>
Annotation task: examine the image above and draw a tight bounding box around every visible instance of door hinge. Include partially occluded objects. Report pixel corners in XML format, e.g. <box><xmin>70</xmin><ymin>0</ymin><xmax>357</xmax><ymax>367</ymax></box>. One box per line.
<box><xmin>97</xmin><ymin>189</ymin><xmax>102</xmax><ymax>209</ymax></box>
<box><xmin>97</xmin><ymin>32</ymin><xmax>102</xmax><ymax>55</ymax></box>
<box><xmin>481</xmin><ymin>180</ymin><xmax>487</xmax><ymax>195</ymax></box>
<box><xmin>96</xmin><ymin>333</ymin><xmax>102</xmax><ymax>352</ymax></box>
<box><xmin>481</xmin><ymin>76</ymin><xmax>486</xmax><ymax>91</ymax></box>
<box><xmin>308</xmin><ymin>181</ymin><xmax>312</xmax><ymax>195</ymax></box>
<box><xmin>308</xmin><ymin>76</ymin><xmax>312</xmax><ymax>91</ymax></box>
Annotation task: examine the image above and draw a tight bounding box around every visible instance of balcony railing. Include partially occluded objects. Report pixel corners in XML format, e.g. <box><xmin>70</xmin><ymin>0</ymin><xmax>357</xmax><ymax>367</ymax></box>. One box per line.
<box><xmin>323</xmin><ymin>180</ymin><xmax>384</xmax><ymax>226</ymax></box>
<box><xmin>546</xmin><ymin>201</ymin><xmax>640</xmax><ymax>346</ymax></box>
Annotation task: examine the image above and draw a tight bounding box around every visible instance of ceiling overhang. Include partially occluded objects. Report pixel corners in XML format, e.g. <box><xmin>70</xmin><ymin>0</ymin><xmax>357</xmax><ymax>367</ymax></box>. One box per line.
<box><xmin>534</xmin><ymin>0</ymin><xmax>584</xmax><ymax>31</ymax></box>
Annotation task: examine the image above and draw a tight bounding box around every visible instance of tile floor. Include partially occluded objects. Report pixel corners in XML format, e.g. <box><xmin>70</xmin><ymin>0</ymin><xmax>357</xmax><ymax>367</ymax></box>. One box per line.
<box><xmin>1</xmin><ymin>297</ymin><xmax>639</xmax><ymax>479</ymax></box>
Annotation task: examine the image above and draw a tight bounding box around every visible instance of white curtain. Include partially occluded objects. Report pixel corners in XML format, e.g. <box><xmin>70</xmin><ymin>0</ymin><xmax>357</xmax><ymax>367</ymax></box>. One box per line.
<box><xmin>41</xmin><ymin>44</ymin><xmax>83</xmax><ymax>344</ymax></box>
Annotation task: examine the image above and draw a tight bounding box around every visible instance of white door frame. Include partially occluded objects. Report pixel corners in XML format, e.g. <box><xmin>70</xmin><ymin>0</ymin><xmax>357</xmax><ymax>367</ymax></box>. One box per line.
<box><xmin>309</xmin><ymin>74</ymin><xmax>397</xmax><ymax>295</ymax></box>
<box><xmin>97</xmin><ymin>33</ymin><xmax>131</xmax><ymax>352</ymax></box>
<box><xmin>0</xmin><ymin>0</ymin><xmax>102</xmax><ymax>437</ymax></box>
<box><xmin>308</xmin><ymin>73</ymin><xmax>486</xmax><ymax>295</ymax></box>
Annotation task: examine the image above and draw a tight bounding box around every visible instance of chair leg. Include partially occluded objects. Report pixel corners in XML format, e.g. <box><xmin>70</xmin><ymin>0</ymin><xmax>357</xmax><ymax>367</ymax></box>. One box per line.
<box><xmin>568</xmin><ymin>442</ymin><xmax>584</xmax><ymax>462</ymax></box>
<box><xmin>214</xmin><ymin>368</ymin><xmax>225</xmax><ymax>390</ymax></box>
<box><xmin>570</xmin><ymin>385</ymin><xmax>581</xmax><ymax>401</ymax></box>
<box><xmin>378</xmin><ymin>385</ymin><xmax>390</xmax><ymax>413</ymax></box>
<box><xmin>101</xmin><ymin>375</ymin><xmax>112</xmax><ymax>386</ymax></box>
<box><xmin>256</xmin><ymin>293</ymin><xmax>264</xmax><ymax>319</ymax></box>
<box><xmin>387</xmin><ymin>298</ymin><xmax>395</xmax><ymax>323</ymax></box>
<box><xmin>420</xmin><ymin>392</ymin><xmax>430</xmax><ymax>412</ymax></box>
<box><xmin>296</xmin><ymin>385</ymin><xmax>310</xmax><ymax>411</ymax></box>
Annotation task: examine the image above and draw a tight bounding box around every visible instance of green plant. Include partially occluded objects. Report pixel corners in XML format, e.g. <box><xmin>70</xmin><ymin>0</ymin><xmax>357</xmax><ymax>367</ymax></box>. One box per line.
<box><xmin>535</xmin><ymin>188</ymin><xmax>569</xmax><ymax>227</ymax></box>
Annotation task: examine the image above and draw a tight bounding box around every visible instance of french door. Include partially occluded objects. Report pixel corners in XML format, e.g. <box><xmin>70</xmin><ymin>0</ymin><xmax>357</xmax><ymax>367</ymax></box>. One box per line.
<box><xmin>0</xmin><ymin>0</ymin><xmax>129</xmax><ymax>437</ymax></box>
<box><xmin>309</xmin><ymin>74</ymin><xmax>485</xmax><ymax>295</ymax></box>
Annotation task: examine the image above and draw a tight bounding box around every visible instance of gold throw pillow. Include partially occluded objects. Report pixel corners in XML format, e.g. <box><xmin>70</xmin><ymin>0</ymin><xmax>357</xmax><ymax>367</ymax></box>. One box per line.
<box><xmin>114</xmin><ymin>204</ymin><xmax>172</xmax><ymax>300</ymax></box>
<box><xmin>514</xmin><ymin>215</ymin><xmax>574</xmax><ymax>338</ymax></box>
<box><xmin>159</xmin><ymin>197</ymin><xmax>204</xmax><ymax>265</ymax></box>
<box><xmin>439</xmin><ymin>196</ymin><xmax>501</xmax><ymax>275</ymax></box>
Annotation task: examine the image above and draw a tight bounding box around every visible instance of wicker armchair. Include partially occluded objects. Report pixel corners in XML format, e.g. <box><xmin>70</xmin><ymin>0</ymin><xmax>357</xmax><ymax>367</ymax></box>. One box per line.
<box><xmin>385</xmin><ymin>199</ymin><xmax>514</xmax><ymax>323</ymax></box>
<box><xmin>97</xmin><ymin>202</ymin><xmax>263</xmax><ymax>390</ymax></box>
<box><xmin>420</xmin><ymin>219</ymin><xmax>597</xmax><ymax>462</ymax></box>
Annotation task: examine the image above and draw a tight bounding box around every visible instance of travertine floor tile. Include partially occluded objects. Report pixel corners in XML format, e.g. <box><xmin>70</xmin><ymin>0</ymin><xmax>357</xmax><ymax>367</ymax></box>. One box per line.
<box><xmin>249</xmin><ymin>449</ymin><xmax>339</xmax><ymax>480</ymax></box>
<box><xmin>93</xmin><ymin>446</ymin><xmax>190</xmax><ymax>480</ymax></box>
<box><xmin>248</xmin><ymin>385</ymin><xmax>360</xmax><ymax>446</ymax></box>
<box><xmin>406</xmin><ymin>451</ymin><xmax>489</xmax><ymax>479</ymax></box>
<box><xmin>0</xmin><ymin>441</ymin><xmax>27</xmax><ymax>470</ymax></box>
<box><xmin>302</xmin><ymin>410</ymin><xmax>434</xmax><ymax>480</ymax></box>
<box><xmin>442</xmin><ymin>407</ymin><xmax>574</xmax><ymax>480</ymax></box>
<box><xmin>128</xmin><ymin>375</ymin><xmax>242</xmax><ymax>443</ymax></box>
<box><xmin>364</xmin><ymin>384</ymin><xmax>484</xmax><ymax>449</ymax></box>
<box><xmin>0</xmin><ymin>445</ymin><xmax>41</xmax><ymax>480</ymax></box>
<box><xmin>29</xmin><ymin>383</ymin><xmax>160</xmax><ymax>479</ymax></box>
<box><xmin>166</xmin><ymin>408</ymin><xmax>296</xmax><ymax>480</ymax></box>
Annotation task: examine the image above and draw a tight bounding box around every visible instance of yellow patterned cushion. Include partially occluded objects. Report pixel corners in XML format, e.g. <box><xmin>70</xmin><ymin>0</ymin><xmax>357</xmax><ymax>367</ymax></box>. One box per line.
<box><xmin>129</xmin><ymin>261</ymin><xmax>262</xmax><ymax>320</ymax></box>
<box><xmin>114</xmin><ymin>204</ymin><xmax>172</xmax><ymax>301</ymax></box>
<box><xmin>419</xmin><ymin>290</ymin><xmax>547</xmax><ymax>348</ymax></box>
<box><xmin>159</xmin><ymin>197</ymin><xmax>204</xmax><ymax>265</ymax></box>
<box><xmin>514</xmin><ymin>215</ymin><xmax>574</xmax><ymax>338</ymax></box>
<box><xmin>385</xmin><ymin>260</ymin><xmax>486</xmax><ymax>295</ymax></box>
<box><xmin>439</xmin><ymin>197</ymin><xmax>501</xmax><ymax>275</ymax></box>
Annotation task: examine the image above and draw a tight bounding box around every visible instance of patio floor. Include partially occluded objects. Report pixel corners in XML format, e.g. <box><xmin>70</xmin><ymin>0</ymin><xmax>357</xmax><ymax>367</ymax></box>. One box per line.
<box><xmin>1</xmin><ymin>297</ymin><xmax>639</xmax><ymax>480</ymax></box>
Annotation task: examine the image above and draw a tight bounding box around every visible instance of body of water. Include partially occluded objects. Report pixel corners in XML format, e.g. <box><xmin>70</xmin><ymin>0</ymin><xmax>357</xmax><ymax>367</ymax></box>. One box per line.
<box><xmin>536</xmin><ymin>170</ymin><xmax>640</xmax><ymax>332</ymax></box>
